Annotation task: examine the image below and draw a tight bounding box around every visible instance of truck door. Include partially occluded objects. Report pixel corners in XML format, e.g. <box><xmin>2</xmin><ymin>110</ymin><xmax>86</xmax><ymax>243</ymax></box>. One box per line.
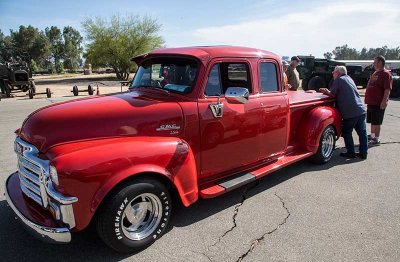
<box><xmin>198</xmin><ymin>60</ymin><xmax>263</xmax><ymax>179</ymax></box>
<box><xmin>258</xmin><ymin>60</ymin><xmax>289</xmax><ymax>159</ymax></box>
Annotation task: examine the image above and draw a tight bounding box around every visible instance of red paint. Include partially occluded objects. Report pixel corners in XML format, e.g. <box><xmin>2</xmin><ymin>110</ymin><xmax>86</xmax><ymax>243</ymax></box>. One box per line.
<box><xmin>8</xmin><ymin>46</ymin><xmax>342</xmax><ymax>232</ymax></box>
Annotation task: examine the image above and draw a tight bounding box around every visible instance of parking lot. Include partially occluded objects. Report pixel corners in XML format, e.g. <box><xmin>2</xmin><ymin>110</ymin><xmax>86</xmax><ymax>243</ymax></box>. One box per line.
<box><xmin>0</xmin><ymin>79</ymin><xmax>399</xmax><ymax>261</ymax></box>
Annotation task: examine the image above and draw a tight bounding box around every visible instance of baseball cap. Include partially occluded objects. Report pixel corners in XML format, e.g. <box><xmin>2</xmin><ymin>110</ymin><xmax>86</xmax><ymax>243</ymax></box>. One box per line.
<box><xmin>291</xmin><ymin>56</ymin><xmax>301</xmax><ymax>62</ymax></box>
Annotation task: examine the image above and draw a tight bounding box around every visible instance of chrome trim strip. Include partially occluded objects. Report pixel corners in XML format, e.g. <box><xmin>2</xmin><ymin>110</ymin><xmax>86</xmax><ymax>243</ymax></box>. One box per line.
<box><xmin>39</xmin><ymin>171</ymin><xmax>48</xmax><ymax>207</ymax></box>
<box><xmin>19</xmin><ymin>174</ymin><xmax>41</xmax><ymax>196</ymax></box>
<box><xmin>18</xmin><ymin>156</ymin><xmax>42</xmax><ymax>175</ymax></box>
<box><xmin>5</xmin><ymin>175</ymin><xmax>71</xmax><ymax>243</ymax></box>
<box><xmin>18</xmin><ymin>165</ymin><xmax>40</xmax><ymax>186</ymax></box>
<box><xmin>46</xmin><ymin>182</ymin><xmax>78</xmax><ymax>205</ymax></box>
<box><xmin>20</xmin><ymin>184</ymin><xmax>42</xmax><ymax>205</ymax></box>
<box><xmin>15</xmin><ymin>137</ymin><xmax>50</xmax><ymax>174</ymax></box>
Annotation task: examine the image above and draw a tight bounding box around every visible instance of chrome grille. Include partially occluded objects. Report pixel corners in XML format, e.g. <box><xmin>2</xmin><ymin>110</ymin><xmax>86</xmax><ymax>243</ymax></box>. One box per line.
<box><xmin>15</xmin><ymin>137</ymin><xmax>49</xmax><ymax>208</ymax></box>
<box><xmin>18</xmin><ymin>156</ymin><xmax>43</xmax><ymax>205</ymax></box>
<box><xmin>14</xmin><ymin>137</ymin><xmax>78</xmax><ymax>229</ymax></box>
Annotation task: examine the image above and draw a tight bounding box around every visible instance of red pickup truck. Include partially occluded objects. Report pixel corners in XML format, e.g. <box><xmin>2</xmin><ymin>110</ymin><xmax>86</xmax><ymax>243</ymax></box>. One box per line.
<box><xmin>5</xmin><ymin>46</ymin><xmax>341</xmax><ymax>253</ymax></box>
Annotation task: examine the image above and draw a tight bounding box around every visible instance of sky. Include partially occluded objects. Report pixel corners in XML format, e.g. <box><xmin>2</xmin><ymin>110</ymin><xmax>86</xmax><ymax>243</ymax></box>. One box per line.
<box><xmin>1</xmin><ymin>0</ymin><xmax>399</xmax><ymax>57</ymax></box>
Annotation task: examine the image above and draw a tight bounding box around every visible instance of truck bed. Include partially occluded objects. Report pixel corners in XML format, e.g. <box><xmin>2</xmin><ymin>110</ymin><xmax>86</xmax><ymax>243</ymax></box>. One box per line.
<box><xmin>288</xmin><ymin>90</ymin><xmax>334</xmax><ymax>108</ymax></box>
<box><xmin>287</xmin><ymin>90</ymin><xmax>336</xmax><ymax>145</ymax></box>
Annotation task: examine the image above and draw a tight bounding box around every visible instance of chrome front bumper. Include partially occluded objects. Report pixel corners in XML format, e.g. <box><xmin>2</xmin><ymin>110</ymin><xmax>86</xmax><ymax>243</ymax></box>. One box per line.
<box><xmin>5</xmin><ymin>173</ymin><xmax>72</xmax><ymax>243</ymax></box>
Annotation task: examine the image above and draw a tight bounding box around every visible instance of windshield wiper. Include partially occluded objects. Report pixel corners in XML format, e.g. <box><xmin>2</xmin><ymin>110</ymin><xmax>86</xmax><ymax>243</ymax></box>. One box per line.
<box><xmin>135</xmin><ymin>85</ymin><xmax>170</xmax><ymax>94</ymax></box>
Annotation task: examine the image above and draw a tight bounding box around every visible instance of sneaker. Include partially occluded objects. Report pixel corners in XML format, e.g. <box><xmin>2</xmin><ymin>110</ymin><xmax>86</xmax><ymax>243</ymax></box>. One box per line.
<box><xmin>340</xmin><ymin>152</ymin><xmax>356</xmax><ymax>158</ymax></box>
<box><xmin>367</xmin><ymin>135</ymin><xmax>373</xmax><ymax>141</ymax></box>
<box><xmin>368</xmin><ymin>139</ymin><xmax>380</xmax><ymax>147</ymax></box>
<box><xmin>356</xmin><ymin>152</ymin><xmax>368</xmax><ymax>159</ymax></box>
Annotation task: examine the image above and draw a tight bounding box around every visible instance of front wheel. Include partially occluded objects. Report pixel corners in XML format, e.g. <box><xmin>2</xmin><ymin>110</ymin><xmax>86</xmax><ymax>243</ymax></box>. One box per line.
<box><xmin>96</xmin><ymin>178</ymin><xmax>172</xmax><ymax>253</ymax></box>
<box><xmin>311</xmin><ymin>125</ymin><xmax>336</xmax><ymax>164</ymax></box>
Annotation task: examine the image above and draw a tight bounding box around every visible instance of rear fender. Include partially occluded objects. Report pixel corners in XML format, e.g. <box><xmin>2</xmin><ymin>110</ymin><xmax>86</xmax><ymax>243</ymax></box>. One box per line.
<box><xmin>49</xmin><ymin>137</ymin><xmax>198</xmax><ymax>231</ymax></box>
<box><xmin>298</xmin><ymin>106</ymin><xmax>342</xmax><ymax>153</ymax></box>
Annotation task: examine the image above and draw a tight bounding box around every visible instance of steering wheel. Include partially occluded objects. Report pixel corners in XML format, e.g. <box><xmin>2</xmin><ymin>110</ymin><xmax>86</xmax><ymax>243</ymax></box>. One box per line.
<box><xmin>151</xmin><ymin>79</ymin><xmax>162</xmax><ymax>88</ymax></box>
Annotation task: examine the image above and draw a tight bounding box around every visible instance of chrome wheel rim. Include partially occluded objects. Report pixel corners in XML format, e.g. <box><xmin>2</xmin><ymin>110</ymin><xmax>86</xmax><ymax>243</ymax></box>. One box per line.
<box><xmin>321</xmin><ymin>129</ymin><xmax>335</xmax><ymax>159</ymax></box>
<box><xmin>121</xmin><ymin>193</ymin><xmax>162</xmax><ymax>241</ymax></box>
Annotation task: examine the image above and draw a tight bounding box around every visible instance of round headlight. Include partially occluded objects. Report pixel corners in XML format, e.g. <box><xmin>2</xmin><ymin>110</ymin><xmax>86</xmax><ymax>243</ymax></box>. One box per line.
<box><xmin>49</xmin><ymin>165</ymin><xmax>59</xmax><ymax>186</ymax></box>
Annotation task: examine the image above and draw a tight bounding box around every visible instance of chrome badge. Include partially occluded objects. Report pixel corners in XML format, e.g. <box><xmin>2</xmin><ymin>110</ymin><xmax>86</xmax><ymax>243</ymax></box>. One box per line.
<box><xmin>156</xmin><ymin>124</ymin><xmax>181</xmax><ymax>134</ymax></box>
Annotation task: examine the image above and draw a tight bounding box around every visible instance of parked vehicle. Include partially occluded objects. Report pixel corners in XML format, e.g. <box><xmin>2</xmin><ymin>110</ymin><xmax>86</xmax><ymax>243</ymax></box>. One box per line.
<box><xmin>389</xmin><ymin>69</ymin><xmax>400</xmax><ymax>98</ymax></box>
<box><xmin>5</xmin><ymin>46</ymin><xmax>342</xmax><ymax>253</ymax></box>
<box><xmin>0</xmin><ymin>47</ymin><xmax>35</xmax><ymax>98</ymax></box>
<box><xmin>346</xmin><ymin>65</ymin><xmax>365</xmax><ymax>87</ymax></box>
<box><xmin>296</xmin><ymin>56</ymin><xmax>345</xmax><ymax>91</ymax></box>
<box><xmin>336</xmin><ymin>60</ymin><xmax>400</xmax><ymax>70</ymax></box>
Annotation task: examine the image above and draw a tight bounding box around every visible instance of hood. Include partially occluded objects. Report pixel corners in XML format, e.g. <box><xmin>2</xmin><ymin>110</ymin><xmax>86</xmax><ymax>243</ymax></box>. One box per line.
<box><xmin>19</xmin><ymin>92</ymin><xmax>184</xmax><ymax>152</ymax></box>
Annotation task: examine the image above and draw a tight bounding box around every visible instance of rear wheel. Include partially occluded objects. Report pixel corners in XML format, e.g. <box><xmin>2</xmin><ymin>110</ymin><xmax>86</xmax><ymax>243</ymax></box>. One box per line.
<box><xmin>5</xmin><ymin>84</ymin><xmax>11</xmax><ymax>97</ymax></box>
<box><xmin>301</xmin><ymin>79</ymin><xmax>309</xmax><ymax>91</ymax></box>
<box><xmin>0</xmin><ymin>80</ymin><xmax>5</xmax><ymax>94</ymax></box>
<box><xmin>308</xmin><ymin>76</ymin><xmax>325</xmax><ymax>91</ymax></box>
<box><xmin>46</xmin><ymin>88</ymin><xmax>51</xmax><ymax>98</ymax></box>
<box><xmin>311</xmin><ymin>125</ymin><xmax>336</xmax><ymax>164</ymax></box>
<box><xmin>88</xmin><ymin>84</ymin><xmax>94</xmax><ymax>95</ymax></box>
<box><xmin>28</xmin><ymin>89</ymin><xmax>34</xmax><ymax>99</ymax></box>
<box><xmin>96</xmin><ymin>178</ymin><xmax>172</xmax><ymax>253</ymax></box>
<box><xmin>72</xmin><ymin>85</ymin><xmax>79</xmax><ymax>96</ymax></box>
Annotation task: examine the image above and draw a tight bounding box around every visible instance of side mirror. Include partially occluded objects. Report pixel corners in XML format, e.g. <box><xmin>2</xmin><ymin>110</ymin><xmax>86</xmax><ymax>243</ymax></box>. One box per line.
<box><xmin>225</xmin><ymin>87</ymin><xmax>249</xmax><ymax>104</ymax></box>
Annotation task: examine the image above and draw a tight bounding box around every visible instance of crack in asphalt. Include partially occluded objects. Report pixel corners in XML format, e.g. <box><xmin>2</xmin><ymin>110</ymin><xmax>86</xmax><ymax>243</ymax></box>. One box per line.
<box><xmin>190</xmin><ymin>250</ymin><xmax>212</xmax><ymax>262</ymax></box>
<box><xmin>387</xmin><ymin>114</ymin><xmax>400</xmax><ymax>119</ymax></box>
<box><xmin>210</xmin><ymin>182</ymin><xmax>260</xmax><ymax>248</ymax></box>
<box><xmin>46</xmin><ymin>98</ymin><xmax>57</xmax><ymax>104</ymax></box>
<box><xmin>379</xmin><ymin>141</ymin><xmax>400</xmax><ymax>145</ymax></box>
<box><xmin>236</xmin><ymin>192</ymin><xmax>291</xmax><ymax>262</ymax></box>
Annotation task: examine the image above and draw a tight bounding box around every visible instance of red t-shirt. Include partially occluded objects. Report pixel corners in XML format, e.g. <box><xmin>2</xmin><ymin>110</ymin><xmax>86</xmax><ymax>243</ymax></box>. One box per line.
<box><xmin>365</xmin><ymin>69</ymin><xmax>392</xmax><ymax>105</ymax></box>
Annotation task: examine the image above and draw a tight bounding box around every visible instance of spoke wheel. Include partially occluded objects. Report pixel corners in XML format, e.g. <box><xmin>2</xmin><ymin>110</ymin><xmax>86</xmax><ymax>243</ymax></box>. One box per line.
<box><xmin>321</xmin><ymin>128</ymin><xmax>335</xmax><ymax>159</ymax></box>
<box><xmin>311</xmin><ymin>125</ymin><xmax>336</xmax><ymax>164</ymax></box>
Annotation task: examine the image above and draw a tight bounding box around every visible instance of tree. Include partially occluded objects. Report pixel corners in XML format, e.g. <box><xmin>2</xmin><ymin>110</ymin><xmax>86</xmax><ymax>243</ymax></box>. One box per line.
<box><xmin>326</xmin><ymin>45</ymin><xmax>400</xmax><ymax>60</ymax></box>
<box><xmin>63</xmin><ymin>26</ymin><xmax>83</xmax><ymax>71</ymax></box>
<box><xmin>45</xmin><ymin>26</ymin><xmax>64</xmax><ymax>71</ymax></box>
<box><xmin>0</xmin><ymin>29</ymin><xmax>13</xmax><ymax>62</ymax></box>
<box><xmin>323</xmin><ymin>52</ymin><xmax>333</xmax><ymax>59</ymax></box>
<box><xmin>10</xmin><ymin>25</ymin><xmax>50</xmax><ymax>67</ymax></box>
<box><xmin>83</xmin><ymin>15</ymin><xmax>164</xmax><ymax>80</ymax></box>
<box><xmin>332</xmin><ymin>44</ymin><xmax>359</xmax><ymax>60</ymax></box>
<box><xmin>30</xmin><ymin>59</ymin><xmax>39</xmax><ymax>73</ymax></box>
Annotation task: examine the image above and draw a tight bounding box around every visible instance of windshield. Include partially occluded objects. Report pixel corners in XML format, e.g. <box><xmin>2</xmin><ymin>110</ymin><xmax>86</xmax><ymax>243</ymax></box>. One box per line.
<box><xmin>131</xmin><ymin>57</ymin><xmax>199</xmax><ymax>94</ymax></box>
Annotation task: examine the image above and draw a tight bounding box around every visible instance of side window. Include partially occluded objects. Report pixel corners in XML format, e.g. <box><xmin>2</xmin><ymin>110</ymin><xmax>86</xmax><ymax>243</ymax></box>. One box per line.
<box><xmin>227</xmin><ymin>64</ymin><xmax>247</xmax><ymax>81</ymax></box>
<box><xmin>204</xmin><ymin>64</ymin><xmax>222</xmax><ymax>96</ymax></box>
<box><xmin>223</xmin><ymin>62</ymin><xmax>252</xmax><ymax>93</ymax></box>
<box><xmin>260</xmin><ymin>62</ymin><xmax>279</xmax><ymax>92</ymax></box>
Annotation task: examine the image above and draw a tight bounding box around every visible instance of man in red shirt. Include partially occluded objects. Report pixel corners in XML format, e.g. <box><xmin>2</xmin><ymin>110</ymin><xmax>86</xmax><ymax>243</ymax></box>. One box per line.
<box><xmin>365</xmin><ymin>56</ymin><xmax>392</xmax><ymax>146</ymax></box>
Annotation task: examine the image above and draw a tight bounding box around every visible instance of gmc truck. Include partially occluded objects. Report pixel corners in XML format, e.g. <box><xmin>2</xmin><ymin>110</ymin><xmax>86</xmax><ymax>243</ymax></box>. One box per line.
<box><xmin>5</xmin><ymin>46</ymin><xmax>342</xmax><ymax>253</ymax></box>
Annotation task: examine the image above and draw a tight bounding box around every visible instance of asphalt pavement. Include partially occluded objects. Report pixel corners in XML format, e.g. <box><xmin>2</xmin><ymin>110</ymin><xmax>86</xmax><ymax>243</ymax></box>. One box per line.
<box><xmin>0</xmin><ymin>95</ymin><xmax>399</xmax><ymax>262</ymax></box>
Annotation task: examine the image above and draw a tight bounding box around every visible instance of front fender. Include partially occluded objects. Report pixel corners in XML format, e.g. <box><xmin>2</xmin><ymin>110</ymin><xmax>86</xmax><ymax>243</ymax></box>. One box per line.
<box><xmin>47</xmin><ymin>137</ymin><xmax>198</xmax><ymax>231</ymax></box>
<box><xmin>298</xmin><ymin>106</ymin><xmax>342</xmax><ymax>153</ymax></box>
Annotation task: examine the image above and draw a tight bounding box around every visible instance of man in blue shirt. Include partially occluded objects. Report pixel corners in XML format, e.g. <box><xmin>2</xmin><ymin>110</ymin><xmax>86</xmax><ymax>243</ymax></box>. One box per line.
<box><xmin>320</xmin><ymin>66</ymin><xmax>368</xmax><ymax>159</ymax></box>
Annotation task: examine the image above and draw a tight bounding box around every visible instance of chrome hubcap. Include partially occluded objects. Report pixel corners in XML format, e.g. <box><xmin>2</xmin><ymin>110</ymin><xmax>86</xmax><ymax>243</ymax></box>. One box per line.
<box><xmin>321</xmin><ymin>129</ymin><xmax>335</xmax><ymax>158</ymax></box>
<box><xmin>121</xmin><ymin>193</ymin><xmax>162</xmax><ymax>241</ymax></box>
